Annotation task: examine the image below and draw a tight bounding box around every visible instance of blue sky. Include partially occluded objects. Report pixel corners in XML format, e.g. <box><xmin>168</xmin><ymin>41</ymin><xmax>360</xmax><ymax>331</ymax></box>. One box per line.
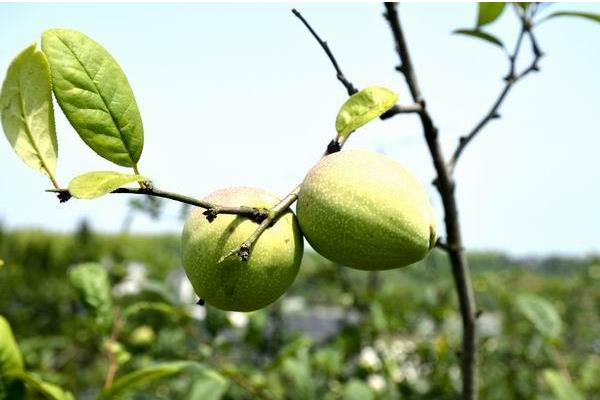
<box><xmin>1</xmin><ymin>3</ymin><xmax>599</xmax><ymax>257</ymax></box>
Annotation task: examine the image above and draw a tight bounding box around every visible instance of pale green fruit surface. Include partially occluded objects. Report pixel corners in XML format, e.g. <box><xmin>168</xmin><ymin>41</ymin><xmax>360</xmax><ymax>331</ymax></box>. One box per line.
<box><xmin>297</xmin><ymin>149</ymin><xmax>437</xmax><ymax>270</ymax></box>
<box><xmin>182</xmin><ymin>187</ymin><xmax>303</xmax><ymax>312</ymax></box>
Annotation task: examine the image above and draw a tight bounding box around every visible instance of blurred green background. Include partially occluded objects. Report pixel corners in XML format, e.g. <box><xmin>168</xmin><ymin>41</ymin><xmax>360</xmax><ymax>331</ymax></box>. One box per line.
<box><xmin>1</xmin><ymin>214</ymin><xmax>598</xmax><ymax>399</ymax></box>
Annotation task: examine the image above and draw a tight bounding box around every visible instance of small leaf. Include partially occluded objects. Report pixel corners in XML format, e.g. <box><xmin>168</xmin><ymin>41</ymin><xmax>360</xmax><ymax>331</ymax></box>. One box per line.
<box><xmin>0</xmin><ymin>43</ymin><xmax>58</xmax><ymax>183</ymax></box>
<box><xmin>41</xmin><ymin>29</ymin><xmax>144</xmax><ymax>168</ymax></box>
<box><xmin>97</xmin><ymin>361</ymin><xmax>206</xmax><ymax>400</ymax></box>
<box><xmin>453</xmin><ymin>29</ymin><xmax>505</xmax><ymax>48</ymax></box>
<box><xmin>68</xmin><ymin>263</ymin><xmax>113</xmax><ymax>332</ymax></box>
<box><xmin>540</xmin><ymin>11</ymin><xmax>600</xmax><ymax>25</ymax></box>
<box><xmin>477</xmin><ymin>3</ymin><xmax>506</xmax><ymax>27</ymax></box>
<box><xmin>0</xmin><ymin>316</ymin><xmax>24</xmax><ymax>373</ymax></box>
<box><xmin>4</xmin><ymin>370</ymin><xmax>74</xmax><ymax>400</ymax></box>
<box><xmin>516</xmin><ymin>293</ymin><xmax>562</xmax><ymax>339</ymax></box>
<box><xmin>543</xmin><ymin>369</ymin><xmax>585</xmax><ymax>400</ymax></box>
<box><xmin>335</xmin><ymin>86</ymin><xmax>398</xmax><ymax>138</ymax></box>
<box><xmin>68</xmin><ymin>171</ymin><xmax>147</xmax><ymax>199</ymax></box>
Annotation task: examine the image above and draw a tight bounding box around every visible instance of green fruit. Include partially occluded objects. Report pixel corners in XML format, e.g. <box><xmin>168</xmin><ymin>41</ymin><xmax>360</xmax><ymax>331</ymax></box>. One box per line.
<box><xmin>297</xmin><ymin>149</ymin><xmax>437</xmax><ymax>270</ymax></box>
<box><xmin>182</xmin><ymin>187</ymin><xmax>303</xmax><ymax>312</ymax></box>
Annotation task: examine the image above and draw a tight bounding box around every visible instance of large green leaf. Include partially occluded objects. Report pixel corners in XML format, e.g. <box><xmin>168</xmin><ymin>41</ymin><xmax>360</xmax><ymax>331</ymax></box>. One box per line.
<box><xmin>97</xmin><ymin>361</ymin><xmax>205</xmax><ymax>400</ymax></box>
<box><xmin>68</xmin><ymin>171</ymin><xmax>147</xmax><ymax>199</ymax></box>
<box><xmin>540</xmin><ymin>11</ymin><xmax>600</xmax><ymax>25</ymax></box>
<box><xmin>477</xmin><ymin>3</ymin><xmax>505</xmax><ymax>27</ymax></box>
<box><xmin>335</xmin><ymin>86</ymin><xmax>398</xmax><ymax>139</ymax></box>
<box><xmin>516</xmin><ymin>293</ymin><xmax>562</xmax><ymax>339</ymax></box>
<box><xmin>68</xmin><ymin>263</ymin><xmax>113</xmax><ymax>332</ymax></box>
<box><xmin>543</xmin><ymin>369</ymin><xmax>584</xmax><ymax>400</ymax></box>
<box><xmin>0</xmin><ymin>43</ymin><xmax>57</xmax><ymax>183</ymax></box>
<box><xmin>0</xmin><ymin>316</ymin><xmax>24</xmax><ymax>373</ymax></box>
<box><xmin>41</xmin><ymin>29</ymin><xmax>144</xmax><ymax>168</ymax></box>
<box><xmin>453</xmin><ymin>29</ymin><xmax>505</xmax><ymax>48</ymax></box>
<box><xmin>4</xmin><ymin>370</ymin><xmax>74</xmax><ymax>400</ymax></box>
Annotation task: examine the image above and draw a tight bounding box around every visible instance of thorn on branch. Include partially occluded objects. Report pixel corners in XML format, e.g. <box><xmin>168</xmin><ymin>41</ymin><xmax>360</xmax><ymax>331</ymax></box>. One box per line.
<box><xmin>491</xmin><ymin>112</ymin><xmax>500</xmax><ymax>119</ymax></box>
<box><xmin>475</xmin><ymin>309</ymin><xmax>484</xmax><ymax>319</ymax></box>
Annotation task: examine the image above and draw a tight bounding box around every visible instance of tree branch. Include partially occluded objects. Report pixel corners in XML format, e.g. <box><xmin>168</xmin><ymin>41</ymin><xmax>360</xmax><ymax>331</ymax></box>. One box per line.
<box><xmin>47</xmin><ymin>187</ymin><xmax>270</xmax><ymax>223</ymax></box>
<box><xmin>448</xmin><ymin>14</ymin><xmax>543</xmax><ymax>174</ymax></box>
<box><xmin>383</xmin><ymin>3</ymin><xmax>478</xmax><ymax>399</ymax></box>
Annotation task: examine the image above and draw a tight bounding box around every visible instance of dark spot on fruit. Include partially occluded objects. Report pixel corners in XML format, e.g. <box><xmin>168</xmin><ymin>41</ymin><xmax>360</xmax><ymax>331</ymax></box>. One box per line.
<box><xmin>285</xmin><ymin>238</ymin><xmax>290</xmax><ymax>244</ymax></box>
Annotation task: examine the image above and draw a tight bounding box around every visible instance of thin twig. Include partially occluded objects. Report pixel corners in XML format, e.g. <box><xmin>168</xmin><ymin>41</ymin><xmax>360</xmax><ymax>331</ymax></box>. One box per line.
<box><xmin>292</xmin><ymin>8</ymin><xmax>422</xmax><ymax>115</ymax></box>
<box><xmin>292</xmin><ymin>8</ymin><xmax>358</xmax><ymax>96</ymax></box>
<box><xmin>219</xmin><ymin>187</ymin><xmax>300</xmax><ymax>262</ymax></box>
<box><xmin>46</xmin><ymin>187</ymin><xmax>270</xmax><ymax>223</ymax></box>
<box><xmin>103</xmin><ymin>307</ymin><xmax>123</xmax><ymax>389</ymax></box>
<box><xmin>383</xmin><ymin>3</ymin><xmax>478</xmax><ymax>399</ymax></box>
<box><xmin>448</xmin><ymin>14</ymin><xmax>543</xmax><ymax>174</ymax></box>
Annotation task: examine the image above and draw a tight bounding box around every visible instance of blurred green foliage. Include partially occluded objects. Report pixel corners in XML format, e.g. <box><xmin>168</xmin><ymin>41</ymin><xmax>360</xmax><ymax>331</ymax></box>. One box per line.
<box><xmin>0</xmin><ymin>223</ymin><xmax>599</xmax><ymax>399</ymax></box>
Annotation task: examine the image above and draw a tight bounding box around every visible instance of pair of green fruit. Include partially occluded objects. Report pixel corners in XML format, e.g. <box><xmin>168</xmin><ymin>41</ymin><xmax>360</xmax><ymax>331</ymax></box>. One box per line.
<box><xmin>181</xmin><ymin>149</ymin><xmax>437</xmax><ymax>312</ymax></box>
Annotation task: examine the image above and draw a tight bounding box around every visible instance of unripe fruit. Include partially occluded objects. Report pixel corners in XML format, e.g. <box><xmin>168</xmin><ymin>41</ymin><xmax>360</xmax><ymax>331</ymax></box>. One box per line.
<box><xmin>297</xmin><ymin>149</ymin><xmax>437</xmax><ymax>270</ymax></box>
<box><xmin>182</xmin><ymin>187</ymin><xmax>303</xmax><ymax>312</ymax></box>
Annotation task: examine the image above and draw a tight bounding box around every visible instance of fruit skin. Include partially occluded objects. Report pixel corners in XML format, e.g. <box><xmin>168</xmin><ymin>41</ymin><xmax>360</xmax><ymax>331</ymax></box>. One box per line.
<box><xmin>182</xmin><ymin>187</ymin><xmax>303</xmax><ymax>312</ymax></box>
<box><xmin>296</xmin><ymin>149</ymin><xmax>437</xmax><ymax>271</ymax></box>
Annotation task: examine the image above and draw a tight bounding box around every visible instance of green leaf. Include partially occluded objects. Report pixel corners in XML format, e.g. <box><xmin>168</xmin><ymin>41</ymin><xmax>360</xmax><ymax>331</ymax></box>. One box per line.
<box><xmin>453</xmin><ymin>29</ymin><xmax>505</xmax><ymax>48</ymax></box>
<box><xmin>68</xmin><ymin>171</ymin><xmax>147</xmax><ymax>199</ymax></box>
<box><xmin>186</xmin><ymin>370</ymin><xmax>228</xmax><ymax>400</ymax></box>
<box><xmin>543</xmin><ymin>369</ymin><xmax>585</xmax><ymax>400</ymax></box>
<box><xmin>540</xmin><ymin>11</ymin><xmax>600</xmax><ymax>25</ymax></box>
<box><xmin>97</xmin><ymin>361</ymin><xmax>205</xmax><ymax>400</ymax></box>
<box><xmin>0</xmin><ymin>316</ymin><xmax>24</xmax><ymax>373</ymax></box>
<box><xmin>335</xmin><ymin>86</ymin><xmax>398</xmax><ymax>138</ymax></box>
<box><xmin>67</xmin><ymin>263</ymin><xmax>113</xmax><ymax>332</ymax></box>
<box><xmin>343</xmin><ymin>379</ymin><xmax>374</xmax><ymax>400</ymax></box>
<box><xmin>516</xmin><ymin>293</ymin><xmax>562</xmax><ymax>339</ymax></box>
<box><xmin>0</xmin><ymin>43</ymin><xmax>57</xmax><ymax>183</ymax></box>
<box><xmin>41</xmin><ymin>29</ymin><xmax>144</xmax><ymax>168</ymax></box>
<box><xmin>4</xmin><ymin>370</ymin><xmax>74</xmax><ymax>400</ymax></box>
<box><xmin>477</xmin><ymin>3</ymin><xmax>506</xmax><ymax>27</ymax></box>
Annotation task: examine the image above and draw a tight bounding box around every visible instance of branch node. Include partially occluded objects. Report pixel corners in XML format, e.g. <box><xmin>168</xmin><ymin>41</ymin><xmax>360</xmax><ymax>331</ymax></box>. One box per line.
<box><xmin>325</xmin><ymin>139</ymin><xmax>342</xmax><ymax>155</ymax></box>
<box><xmin>203</xmin><ymin>208</ymin><xmax>218</xmax><ymax>222</ymax></box>
<box><xmin>237</xmin><ymin>244</ymin><xmax>251</xmax><ymax>262</ymax></box>
<box><xmin>57</xmin><ymin>191</ymin><xmax>72</xmax><ymax>203</ymax></box>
